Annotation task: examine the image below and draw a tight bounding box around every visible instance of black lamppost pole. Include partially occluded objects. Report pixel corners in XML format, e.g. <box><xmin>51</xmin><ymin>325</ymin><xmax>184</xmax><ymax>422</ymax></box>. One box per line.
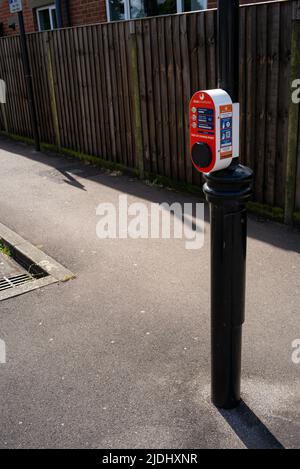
<box><xmin>17</xmin><ymin>10</ymin><xmax>40</xmax><ymax>151</ymax></box>
<box><xmin>203</xmin><ymin>0</ymin><xmax>253</xmax><ymax>409</ymax></box>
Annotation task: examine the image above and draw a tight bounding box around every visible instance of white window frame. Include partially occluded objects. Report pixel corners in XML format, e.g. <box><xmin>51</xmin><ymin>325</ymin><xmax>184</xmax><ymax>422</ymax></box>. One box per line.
<box><xmin>36</xmin><ymin>4</ymin><xmax>57</xmax><ymax>32</ymax></box>
<box><xmin>106</xmin><ymin>0</ymin><xmax>208</xmax><ymax>22</ymax></box>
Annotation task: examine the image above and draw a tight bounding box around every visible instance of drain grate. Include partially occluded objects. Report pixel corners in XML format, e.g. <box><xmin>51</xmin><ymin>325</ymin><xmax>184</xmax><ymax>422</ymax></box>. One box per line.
<box><xmin>0</xmin><ymin>273</ymin><xmax>33</xmax><ymax>292</ymax></box>
<box><xmin>0</xmin><ymin>222</ymin><xmax>75</xmax><ymax>301</ymax></box>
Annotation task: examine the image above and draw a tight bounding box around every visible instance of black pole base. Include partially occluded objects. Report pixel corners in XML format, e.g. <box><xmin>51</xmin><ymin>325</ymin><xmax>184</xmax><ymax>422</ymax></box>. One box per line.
<box><xmin>203</xmin><ymin>161</ymin><xmax>253</xmax><ymax>409</ymax></box>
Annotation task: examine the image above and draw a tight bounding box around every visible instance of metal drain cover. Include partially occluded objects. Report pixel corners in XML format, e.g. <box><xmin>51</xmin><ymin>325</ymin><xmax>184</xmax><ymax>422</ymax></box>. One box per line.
<box><xmin>0</xmin><ymin>273</ymin><xmax>33</xmax><ymax>292</ymax></box>
<box><xmin>0</xmin><ymin>222</ymin><xmax>75</xmax><ymax>301</ymax></box>
<box><xmin>0</xmin><ymin>251</ymin><xmax>34</xmax><ymax>293</ymax></box>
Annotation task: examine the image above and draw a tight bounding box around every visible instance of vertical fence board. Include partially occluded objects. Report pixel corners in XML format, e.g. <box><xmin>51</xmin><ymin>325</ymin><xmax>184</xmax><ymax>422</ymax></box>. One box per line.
<box><xmin>180</xmin><ymin>15</ymin><xmax>192</xmax><ymax>185</ymax></box>
<box><xmin>108</xmin><ymin>23</ymin><xmax>122</xmax><ymax>162</ymax></box>
<box><xmin>166</xmin><ymin>15</ymin><xmax>178</xmax><ymax>181</ymax></box>
<box><xmin>53</xmin><ymin>30</ymin><xmax>68</xmax><ymax>148</ymax></box>
<box><xmin>264</xmin><ymin>3</ymin><xmax>281</xmax><ymax>206</ymax></box>
<box><xmin>254</xmin><ymin>4</ymin><xmax>268</xmax><ymax>204</ymax></box>
<box><xmin>44</xmin><ymin>32</ymin><xmax>60</xmax><ymax>147</ymax></box>
<box><xmin>58</xmin><ymin>29</ymin><xmax>73</xmax><ymax>149</ymax></box>
<box><xmin>119</xmin><ymin>22</ymin><xmax>133</xmax><ymax>168</ymax></box>
<box><xmin>84</xmin><ymin>26</ymin><xmax>98</xmax><ymax>157</ymax></box>
<box><xmin>151</xmin><ymin>17</ymin><xmax>164</xmax><ymax>177</ymax></box>
<box><xmin>205</xmin><ymin>9</ymin><xmax>217</xmax><ymax>89</ymax></box>
<box><xmin>276</xmin><ymin>1</ymin><xmax>293</xmax><ymax>208</ymax></box>
<box><xmin>102</xmin><ymin>23</ymin><xmax>117</xmax><ymax>161</ymax></box>
<box><xmin>143</xmin><ymin>19</ymin><xmax>157</xmax><ymax>175</ymax></box>
<box><xmin>97</xmin><ymin>24</ymin><xmax>112</xmax><ymax>160</ymax></box>
<box><xmin>137</xmin><ymin>18</ymin><xmax>150</xmax><ymax>173</ymax></box>
<box><xmin>245</xmin><ymin>5</ymin><xmax>257</xmax><ymax>171</ymax></box>
<box><xmin>91</xmin><ymin>26</ymin><xmax>105</xmax><ymax>159</ymax></box>
<box><xmin>63</xmin><ymin>28</ymin><xmax>81</xmax><ymax>151</ymax></box>
<box><xmin>239</xmin><ymin>6</ymin><xmax>247</xmax><ymax>165</ymax></box>
<box><xmin>115</xmin><ymin>23</ymin><xmax>128</xmax><ymax>166</ymax></box>
<box><xmin>125</xmin><ymin>22</ymin><xmax>137</xmax><ymax>168</ymax></box>
<box><xmin>158</xmin><ymin>17</ymin><xmax>171</xmax><ymax>178</ymax></box>
<box><xmin>64</xmin><ymin>29</ymin><xmax>80</xmax><ymax>152</ymax></box>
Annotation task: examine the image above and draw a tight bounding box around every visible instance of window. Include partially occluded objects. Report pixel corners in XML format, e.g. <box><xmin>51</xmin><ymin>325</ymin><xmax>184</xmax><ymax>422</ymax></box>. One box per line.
<box><xmin>36</xmin><ymin>5</ymin><xmax>57</xmax><ymax>31</ymax></box>
<box><xmin>183</xmin><ymin>0</ymin><xmax>207</xmax><ymax>12</ymax></box>
<box><xmin>106</xmin><ymin>0</ymin><xmax>207</xmax><ymax>21</ymax></box>
<box><xmin>130</xmin><ymin>1</ymin><xmax>177</xmax><ymax>19</ymax></box>
<box><xmin>108</xmin><ymin>0</ymin><xmax>126</xmax><ymax>21</ymax></box>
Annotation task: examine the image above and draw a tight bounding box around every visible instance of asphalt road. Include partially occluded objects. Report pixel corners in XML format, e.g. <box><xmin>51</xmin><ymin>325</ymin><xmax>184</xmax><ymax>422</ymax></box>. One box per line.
<box><xmin>0</xmin><ymin>136</ymin><xmax>299</xmax><ymax>449</ymax></box>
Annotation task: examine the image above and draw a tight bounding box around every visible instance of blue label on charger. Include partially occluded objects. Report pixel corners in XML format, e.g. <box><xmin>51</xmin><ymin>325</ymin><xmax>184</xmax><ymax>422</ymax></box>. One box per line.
<box><xmin>220</xmin><ymin>117</ymin><xmax>232</xmax><ymax>147</ymax></box>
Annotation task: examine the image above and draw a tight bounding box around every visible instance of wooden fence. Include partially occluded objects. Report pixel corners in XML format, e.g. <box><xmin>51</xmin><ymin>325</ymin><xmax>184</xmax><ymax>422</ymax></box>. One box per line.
<box><xmin>0</xmin><ymin>0</ymin><xmax>300</xmax><ymax>214</ymax></box>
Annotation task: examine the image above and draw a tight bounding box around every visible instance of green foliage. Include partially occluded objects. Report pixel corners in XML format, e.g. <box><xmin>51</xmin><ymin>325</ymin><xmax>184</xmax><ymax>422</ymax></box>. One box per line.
<box><xmin>293</xmin><ymin>212</ymin><xmax>300</xmax><ymax>228</ymax></box>
<box><xmin>0</xmin><ymin>240</ymin><xmax>11</xmax><ymax>257</ymax></box>
<box><xmin>247</xmin><ymin>202</ymin><xmax>284</xmax><ymax>223</ymax></box>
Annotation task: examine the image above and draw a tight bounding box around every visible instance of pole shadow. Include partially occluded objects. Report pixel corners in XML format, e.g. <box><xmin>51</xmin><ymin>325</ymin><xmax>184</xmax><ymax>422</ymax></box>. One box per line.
<box><xmin>218</xmin><ymin>401</ymin><xmax>285</xmax><ymax>449</ymax></box>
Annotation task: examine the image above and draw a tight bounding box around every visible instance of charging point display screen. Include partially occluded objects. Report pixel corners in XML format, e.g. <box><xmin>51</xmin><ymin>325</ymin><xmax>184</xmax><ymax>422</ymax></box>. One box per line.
<box><xmin>197</xmin><ymin>108</ymin><xmax>215</xmax><ymax>133</ymax></box>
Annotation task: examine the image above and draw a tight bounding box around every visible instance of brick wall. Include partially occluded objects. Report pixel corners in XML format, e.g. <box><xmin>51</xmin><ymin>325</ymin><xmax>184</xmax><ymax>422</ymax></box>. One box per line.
<box><xmin>0</xmin><ymin>0</ymin><xmax>36</xmax><ymax>36</ymax></box>
<box><xmin>68</xmin><ymin>0</ymin><xmax>106</xmax><ymax>27</ymax></box>
<box><xmin>0</xmin><ymin>0</ymin><xmax>107</xmax><ymax>36</ymax></box>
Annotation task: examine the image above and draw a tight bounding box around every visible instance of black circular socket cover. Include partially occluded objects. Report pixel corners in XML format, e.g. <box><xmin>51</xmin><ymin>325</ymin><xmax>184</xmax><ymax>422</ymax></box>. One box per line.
<box><xmin>191</xmin><ymin>142</ymin><xmax>212</xmax><ymax>169</ymax></box>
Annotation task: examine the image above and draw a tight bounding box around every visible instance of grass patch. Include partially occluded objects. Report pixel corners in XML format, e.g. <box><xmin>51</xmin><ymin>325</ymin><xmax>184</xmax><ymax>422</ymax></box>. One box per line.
<box><xmin>293</xmin><ymin>211</ymin><xmax>300</xmax><ymax>228</ymax></box>
<box><xmin>0</xmin><ymin>240</ymin><xmax>11</xmax><ymax>257</ymax></box>
<box><xmin>247</xmin><ymin>202</ymin><xmax>284</xmax><ymax>223</ymax></box>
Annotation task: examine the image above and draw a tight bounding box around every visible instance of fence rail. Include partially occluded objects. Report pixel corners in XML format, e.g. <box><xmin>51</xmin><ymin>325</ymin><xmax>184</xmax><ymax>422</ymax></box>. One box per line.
<box><xmin>0</xmin><ymin>0</ymin><xmax>300</xmax><ymax>213</ymax></box>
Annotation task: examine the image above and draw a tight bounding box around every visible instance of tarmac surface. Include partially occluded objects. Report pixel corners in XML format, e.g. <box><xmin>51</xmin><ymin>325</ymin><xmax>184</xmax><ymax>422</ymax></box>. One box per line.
<box><xmin>0</xmin><ymin>136</ymin><xmax>299</xmax><ymax>449</ymax></box>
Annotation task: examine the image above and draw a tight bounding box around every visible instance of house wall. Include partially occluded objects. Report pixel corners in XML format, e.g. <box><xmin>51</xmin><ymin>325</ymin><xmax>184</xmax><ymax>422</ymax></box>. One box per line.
<box><xmin>0</xmin><ymin>0</ymin><xmax>285</xmax><ymax>37</ymax></box>
<box><xmin>0</xmin><ymin>0</ymin><xmax>36</xmax><ymax>36</ymax></box>
<box><xmin>69</xmin><ymin>0</ymin><xmax>106</xmax><ymax>27</ymax></box>
<box><xmin>0</xmin><ymin>0</ymin><xmax>107</xmax><ymax>36</ymax></box>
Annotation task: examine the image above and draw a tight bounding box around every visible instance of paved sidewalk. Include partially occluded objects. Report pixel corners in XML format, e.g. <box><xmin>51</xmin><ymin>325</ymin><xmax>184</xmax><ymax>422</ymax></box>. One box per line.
<box><xmin>0</xmin><ymin>136</ymin><xmax>299</xmax><ymax>449</ymax></box>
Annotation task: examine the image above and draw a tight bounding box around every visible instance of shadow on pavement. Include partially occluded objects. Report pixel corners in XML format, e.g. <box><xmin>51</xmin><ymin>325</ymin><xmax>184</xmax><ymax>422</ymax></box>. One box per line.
<box><xmin>219</xmin><ymin>401</ymin><xmax>285</xmax><ymax>449</ymax></box>
<box><xmin>1</xmin><ymin>136</ymin><xmax>299</xmax><ymax>253</ymax></box>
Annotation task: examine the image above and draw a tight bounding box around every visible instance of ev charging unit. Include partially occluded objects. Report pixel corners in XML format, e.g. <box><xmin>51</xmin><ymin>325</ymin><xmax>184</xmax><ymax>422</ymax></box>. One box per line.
<box><xmin>190</xmin><ymin>1</ymin><xmax>254</xmax><ymax>410</ymax></box>
<box><xmin>189</xmin><ymin>89</ymin><xmax>239</xmax><ymax>174</ymax></box>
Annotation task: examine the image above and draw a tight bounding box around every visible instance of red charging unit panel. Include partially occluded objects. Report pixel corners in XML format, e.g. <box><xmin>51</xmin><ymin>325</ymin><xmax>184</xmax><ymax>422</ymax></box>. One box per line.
<box><xmin>189</xmin><ymin>91</ymin><xmax>216</xmax><ymax>174</ymax></box>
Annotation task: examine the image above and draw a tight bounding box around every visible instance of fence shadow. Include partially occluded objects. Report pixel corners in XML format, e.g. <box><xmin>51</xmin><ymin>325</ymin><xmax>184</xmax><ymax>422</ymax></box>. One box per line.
<box><xmin>218</xmin><ymin>400</ymin><xmax>285</xmax><ymax>449</ymax></box>
<box><xmin>0</xmin><ymin>135</ymin><xmax>299</xmax><ymax>254</ymax></box>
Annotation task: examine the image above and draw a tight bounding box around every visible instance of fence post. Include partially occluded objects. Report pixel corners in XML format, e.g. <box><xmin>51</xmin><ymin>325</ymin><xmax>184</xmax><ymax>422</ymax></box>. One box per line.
<box><xmin>284</xmin><ymin>19</ymin><xmax>300</xmax><ymax>225</ymax></box>
<box><xmin>0</xmin><ymin>104</ymin><xmax>8</xmax><ymax>133</ymax></box>
<box><xmin>128</xmin><ymin>22</ymin><xmax>144</xmax><ymax>179</ymax></box>
<box><xmin>44</xmin><ymin>32</ymin><xmax>61</xmax><ymax>152</ymax></box>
